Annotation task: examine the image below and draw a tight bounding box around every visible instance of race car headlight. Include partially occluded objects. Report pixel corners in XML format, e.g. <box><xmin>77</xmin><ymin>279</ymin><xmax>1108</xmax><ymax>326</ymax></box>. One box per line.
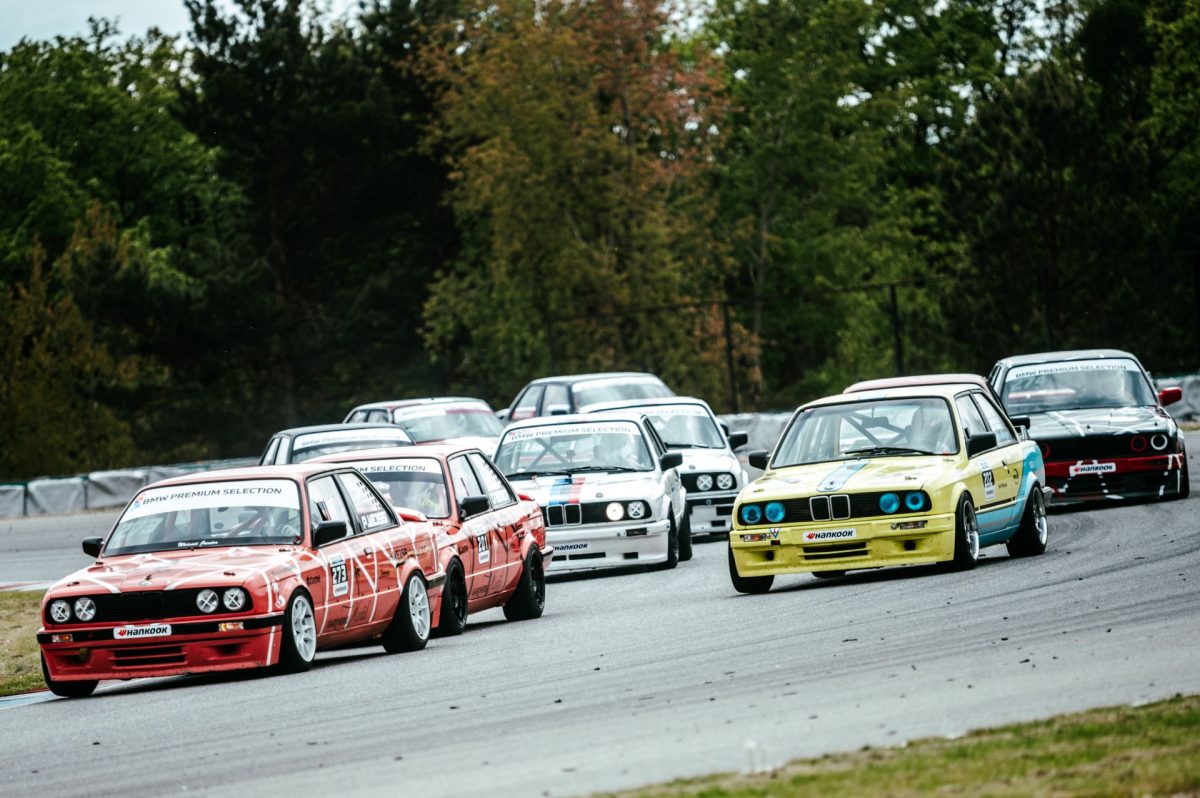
<box><xmin>1150</xmin><ymin>433</ymin><xmax>1169</xmax><ymax>451</ymax></box>
<box><xmin>904</xmin><ymin>492</ymin><xmax>925</xmax><ymax>511</ymax></box>
<box><xmin>695</xmin><ymin>474</ymin><xmax>714</xmax><ymax>491</ymax></box>
<box><xmin>73</xmin><ymin>597</ymin><xmax>97</xmax><ymax>622</ymax></box>
<box><xmin>716</xmin><ymin>473</ymin><xmax>735</xmax><ymax>490</ymax></box>
<box><xmin>625</xmin><ymin>501</ymin><xmax>647</xmax><ymax>520</ymax></box>
<box><xmin>222</xmin><ymin>588</ymin><xmax>246</xmax><ymax>612</ymax></box>
<box><xmin>49</xmin><ymin>600</ymin><xmax>72</xmax><ymax>624</ymax></box>
<box><xmin>605</xmin><ymin>502</ymin><xmax>625</xmax><ymax>522</ymax></box>
<box><xmin>880</xmin><ymin>493</ymin><xmax>900</xmax><ymax>514</ymax></box>
<box><xmin>740</xmin><ymin>504</ymin><xmax>762</xmax><ymax>525</ymax></box>
<box><xmin>196</xmin><ymin>589</ymin><xmax>219</xmax><ymax>614</ymax></box>
<box><xmin>764</xmin><ymin>501</ymin><xmax>785</xmax><ymax>523</ymax></box>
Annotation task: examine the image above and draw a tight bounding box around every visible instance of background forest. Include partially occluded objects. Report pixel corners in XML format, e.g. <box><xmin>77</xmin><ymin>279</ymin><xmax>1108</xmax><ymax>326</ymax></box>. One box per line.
<box><xmin>1</xmin><ymin>0</ymin><xmax>1198</xmax><ymax>479</ymax></box>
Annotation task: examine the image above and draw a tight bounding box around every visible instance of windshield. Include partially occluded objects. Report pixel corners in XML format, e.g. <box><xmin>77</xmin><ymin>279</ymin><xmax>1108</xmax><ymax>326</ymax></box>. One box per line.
<box><xmin>339</xmin><ymin>458</ymin><xmax>450</xmax><ymax>518</ymax></box>
<box><xmin>390</xmin><ymin>404</ymin><xmax>502</xmax><ymax>442</ymax></box>
<box><xmin>105</xmin><ymin>479</ymin><xmax>303</xmax><ymax>555</ymax></box>
<box><xmin>495</xmin><ymin>421</ymin><xmax>654</xmax><ymax>477</ymax></box>
<box><xmin>632</xmin><ymin>404</ymin><xmax>725</xmax><ymax>449</ymax></box>
<box><xmin>773</xmin><ymin>398</ymin><xmax>959</xmax><ymax>467</ymax></box>
<box><xmin>290</xmin><ymin>430</ymin><xmax>411</xmax><ymax>463</ymax></box>
<box><xmin>1002</xmin><ymin>358</ymin><xmax>1155</xmax><ymax>413</ymax></box>
<box><xmin>574</xmin><ymin>379</ymin><xmax>672</xmax><ymax>409</ymax></box>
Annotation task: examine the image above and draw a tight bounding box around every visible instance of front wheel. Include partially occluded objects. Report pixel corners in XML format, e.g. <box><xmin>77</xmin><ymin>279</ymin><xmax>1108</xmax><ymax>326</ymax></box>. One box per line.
<box><xmin>950</xmin><ymin>494</ymin><xmax>980</xmax><ymax>570</ymax></box>
<box><xmin>1007</xmin><ymin>486</ymin><xmax>1048</xmax><ymax>557</ymax></box>
<box><xmin>728</xmin><ymin>545</ymin><xmax>773</xmax><ymax>594</ymax></box>
<box><xmin>276</xmin><ymin>591</ymin><xmax>317</xmax><ymax>673</ymax></box>
<box><xmin>41</xmin><ymin>655</ymin><xmax>97</xmax><ymax>698</ymax></box>
<box><xmin>503</xmin><ymin>549</ymin><xmax>546</xmax><ymax>621</ymax></box>
<box><xmin>678</xmin><ymin>512</ymin><xmax>694</xmax><ymax>562</ymax></box>
<box><xmin>650</xmin><ymin>513</ymin><xmax>680</xmax><ymax>571</ymax></box>
<box><xmin>382</xmin><ymin>573</ymin><xmax>431</xmax><ymax>653</ymax></box>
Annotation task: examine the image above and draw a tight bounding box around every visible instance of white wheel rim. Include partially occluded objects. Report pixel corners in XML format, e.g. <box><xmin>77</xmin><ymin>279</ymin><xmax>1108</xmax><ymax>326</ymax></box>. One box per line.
<box><xmin>291</xmin><ymin>596</ymin><xmax>316</xmax><ymax>661</ymax></box>
<box><xmin>1034</xmin><ymin>492</ymin><xmax>1048</xmax><ymax>544</ymax></box>
<box><xmin>409</xmin><ymin>578</ymin><xmax>430</xmax><ymax>640</ymax></box>
<box><xmin>964</xmin><ymin>504</ymin><xmax>979</xmax><ymax>560</ymax></box>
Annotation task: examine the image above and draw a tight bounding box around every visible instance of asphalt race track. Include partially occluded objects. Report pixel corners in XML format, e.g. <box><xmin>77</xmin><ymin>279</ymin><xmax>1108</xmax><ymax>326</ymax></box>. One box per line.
<box><xmin>1</xmin><ymin>435</ymin><xmax>1197</xmax><ymax>797</ymax></box>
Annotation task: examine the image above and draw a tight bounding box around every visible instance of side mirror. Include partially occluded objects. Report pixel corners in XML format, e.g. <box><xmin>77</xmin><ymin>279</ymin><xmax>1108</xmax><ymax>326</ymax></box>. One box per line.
<box><xmin>82</xmin><ymin>537</ymin><xmax>103</xmax><ymax>558</ymax></box>
<box><xmin>549</xmin><ymin>406</ymin><xmax>569</xmax><ymax>416</ymax></box>
<box><xmin>727</xmin><ymin>431</ymin><xmax>749</xmax><ymax>451</ymax></box>
<box><xmin>395</xmin><ymin>507</ymin><xmax>428</xmax><ymax>523</ymax></box>
<box><xmin>313</xmin><ymin>520</ymin><xmax>349</xmax><ymax>547</ymax></box>
<box><xmin>747</xmin><ymin>450</ymin><xmax>770</xmax><ymax>470</ymax></box>
<box><xmin>1159</xmin><ymin>386</ymin><xmax>1183</xmax><ymax>407</ymax></box>
<box><xmin>966</xmin><ymin>431</ymin><xmax>998</xmax><ymax>458</ymax></box>
<box><xmin>1009</xmin><ymin>416</ymin><xmax>1031</xmax><ymax>430</ymax></box>
<box><xmin>719</xmin><ymin>420</ymin><xmax>731</xmax><ymax>436</ymax></box>
<box><xmin>459</xmin><ymin>494</ymin><xmax>491</xmax><ymax>519</ymax></box>
<box><xmin>659</xmin><ymin>451</ymin><xmax>683</xmax><ymax>471</ymax></box>
<box><xmin>495</xmin><ymin>408</ymin><xmax>511</xmax><ymax>422</ymax></box>
<box><xmin>517</xmin><ymin>492</ymin><xmax>534</xmax><ymax>502</ymax></box>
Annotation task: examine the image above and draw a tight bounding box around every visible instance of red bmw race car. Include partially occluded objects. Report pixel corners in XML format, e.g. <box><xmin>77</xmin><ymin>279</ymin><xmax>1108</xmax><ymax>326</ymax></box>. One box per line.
<box><xmin>312</xmin><ymin>445</ymin><xmax>551</xmax><ymax>635</ymax></box>
<box><xmin>38</xmin><ymin>464</ymin><xmax>446</xmax><ymax>698</ymax></box>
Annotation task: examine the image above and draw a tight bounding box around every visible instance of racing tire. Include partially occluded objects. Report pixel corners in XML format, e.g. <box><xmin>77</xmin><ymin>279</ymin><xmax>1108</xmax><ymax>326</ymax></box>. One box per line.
<box><xmin>382</xmin><ymin>573</ymin><xmax>431</xmax><ymax>654</ymax></box>
<box><xmin>1178</xmin><ymin>449</ymin><xmax>1190</xmax><ymax>499</ymax></box>
<box><xmin>277</xmin><ymin>590</ymin><xmax>318</xmax><ymax>673</ymax></box>
<box><xmin>1006</xmin><ymin>485</ymin><xmax>1048</xmax><ymax>558</ymax></box>
<box><xmin>434</xmin><ymin>559</ymin><xmax>468</xmax><ymax>637</ymax></box>
<box><xmin>503</xmin><ymin>549</ymin><xmax>546</xmax><ymax>621</ymax></box>
<box><xmin>41</xmin><ymin>655</ymin><xmax>97</xmax><ymax>698</ymax></box>
<box><xmin>949</xmin><ymin>494</ymin><xmax>980</xmax><ymax>571</ymax></box>
<box><xmin>650</xmin><ymin>513</ymin><xmax>680</xmax><ymax>571</ymax></box>
<box><xmin>812</xmin><ymin>570</ymin><xmax>846</xmax><ymax>579</ymax></box>
<box><xmin>678</xmin><ymin>512</ymin><xmax>694</xmax><ymax>562</ymax></box>
<box><xmin>728</xmin><ymin>545</ymin><xmax>773</xmax><ymax>594</ymax></box>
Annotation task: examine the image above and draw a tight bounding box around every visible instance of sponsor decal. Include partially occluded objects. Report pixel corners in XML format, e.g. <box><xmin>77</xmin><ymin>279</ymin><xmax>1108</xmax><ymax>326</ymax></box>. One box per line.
<box><xmin>643</xmin><ymin>404</ymin><xmax>709</xmax><ymax>418</ymax></box>
<box><xmin>769</xmin><ymin>528</ymin><xmax>781</xmax><ymax>538</ymax></box>
<box><xmin>114</xmin><ymin>623</ymin><xmax>171</xmax><ymax>640</ymax></box>
<box><xmin>476</xmin><ymin>533</ymin><xmax>490</xmax><ymax>564</ymax></box>
<box><xmin>556</xmin><ymin>542</ymin><xmax>590</xmax><ymax>552</ymax></box>
<box><xmin>503</xmin><ymin>422</ymin><xmax>639</xmax><ymax>442</ymax></box>
<box><xmin>1069</xmin><ymin>461</ymin><xmax>1117</xmax><ymax>476</ymax></box>
<box><xmin>125</xmin><ymin>479</ymin><xmax>300</xmax><ymax>520</ymax></box>
<box><xmin>1008</xmin><ymin>358</ymin><xmax>1141</xmax><ymax>379</ymax></box>
<box><xmin>306</xmin><ymin>575</ymin><xmax>321</xmax><ymax>586</ymax></box>
<box><xmin>804</xmin><ymin>528</ymin><xmax>856</xmax><ymax>542</ymax></box>
<box><xmin>980</xmin><ymin>461</ymin><xmax>996</xmax><ymax>501</ymax></box>
<box><xmin>818</xmin><ymin>461</ymin><xmax>869</xmax><ymax>492</ymax></box>
<box><xmin>351</xmin><ymin>458</ymin><xmax>443</xmax><ymax>475</ymax></box>
<box><xmin>293</xmin><ymin>430</ymin><xmax>410</xmax><ymax>449</ymax></box>
<box><xmin>392</xmin><ymin>403</ymin><xmax>490</xmax><ymax>421</ymax></box>
<box><xmin>361</xmin><ymin>511</ymin><xmax>390</xmax><ymax>529</ymax></box>
<box><xmin>549</xmin><ymin>476</ymin><xmax>586</xmax><ymax>506</ymax></box>
<box><xmin>329</xmin><ymin>554</ymin><xmax>349</xmax><ymax>597</ymax></box>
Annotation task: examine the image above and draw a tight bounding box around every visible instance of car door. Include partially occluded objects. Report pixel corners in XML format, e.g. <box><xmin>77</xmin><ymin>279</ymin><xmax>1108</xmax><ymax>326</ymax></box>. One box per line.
<box><xmin>468</xmin><ymin>452</ymin><xmax>520</xmax><ymax>595</ymax></box>
<box><xmin>953</xmin><ymin>394</ymin><xmax>1012</xmax><ymax>542</ymax></box>
<box><xmin>335</xmin><ymin>471</ymin><xmax>397</xmax><ymax>629</ymax></box>
<box><xmin>542</xmin><ymin>383</ymin><xmax>570</xmax><ymax>416</ymax></box>
<box><xmin>971</xmin><ymin>392</ymin><xmax>1024</xmax><ymax>529</ymax></box>
<box><xmin>510</xmin><ymin>385</ymin><xmax>543</xmax><ymax>423</ymax></box>
<box><xmin>307</xmin><ymin>474</ymin><xmax>359</xmax><ymax>636</ymax></box>
<box><xmin>448</xmin><ymin>454</ymin><xmax>500</xmax><ymax>604</ymax></box>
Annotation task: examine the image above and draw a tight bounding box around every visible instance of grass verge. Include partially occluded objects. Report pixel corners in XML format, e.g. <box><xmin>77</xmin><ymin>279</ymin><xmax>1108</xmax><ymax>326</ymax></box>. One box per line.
<box><xmin>0</xmin><ymin>590</ymin><xmax>45</xmax><ymax>696</ymax></box>
<box><xmin>601</xmin><ymin>694</ymin><xmax>1200</xmax><ymax>798</ymax></box>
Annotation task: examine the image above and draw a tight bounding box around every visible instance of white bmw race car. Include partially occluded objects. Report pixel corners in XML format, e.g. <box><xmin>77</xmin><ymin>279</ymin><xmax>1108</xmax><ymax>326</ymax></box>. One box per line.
<box><xmin>493</xmin><ymin>413</ymin><xmax>688</xmax><ymax>572</ymax></box>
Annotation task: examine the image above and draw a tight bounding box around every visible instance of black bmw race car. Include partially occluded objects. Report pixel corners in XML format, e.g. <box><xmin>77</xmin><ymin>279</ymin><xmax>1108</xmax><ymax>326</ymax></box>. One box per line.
<box><xmin>989</xmin><ymin>349</ymin><xmax>1189</xmax><ymax>505</ymax></box>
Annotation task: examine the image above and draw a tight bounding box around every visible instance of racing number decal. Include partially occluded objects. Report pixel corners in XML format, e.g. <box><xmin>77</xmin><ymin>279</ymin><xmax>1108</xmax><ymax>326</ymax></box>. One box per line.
<box><xmin>980</xmin><ymin>462</ymin><xmax>997</xmax><ymax>501</ymax></box>
<box><xmin>329</xmin><ymin>553</ymin><xmax>349</xmax><ymax>597</ymax></box>
<box><xmin>476</xmin><ymin>533</ymin><xmax>490</xmax><ymax>564</ymax></box>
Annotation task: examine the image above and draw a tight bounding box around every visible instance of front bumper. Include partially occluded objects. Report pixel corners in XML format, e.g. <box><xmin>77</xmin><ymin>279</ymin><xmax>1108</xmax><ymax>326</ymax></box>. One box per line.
<box><xmin>1044</xmin><ymin>453</ymin><xmax>1185</xmax><ymax>504</ymax></box>
<box><xmin>730</xmin><ymin>512</ymin><xmax>956</xmax><ymax>578</ymax></box>
<box><xmin>545</xmin><ymin>518</ymin><xmax>671</xmax><ymax>572</ymax></box>
<box><xmin>685</xmin><ymin>491</ymin><xmax>737</xmax><ymax>535</ymax></box>
<box><xmin>38</xmin><ymin>615</ymin><xmax>284</xmax><ymax>682</ymax></box>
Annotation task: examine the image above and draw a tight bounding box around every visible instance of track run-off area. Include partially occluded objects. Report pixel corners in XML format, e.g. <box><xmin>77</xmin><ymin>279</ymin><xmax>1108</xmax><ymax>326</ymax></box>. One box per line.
<box><xmin>0</xmin><ymin>434</ymin><xmax>1197</xmax><ymax>797</ymax></box>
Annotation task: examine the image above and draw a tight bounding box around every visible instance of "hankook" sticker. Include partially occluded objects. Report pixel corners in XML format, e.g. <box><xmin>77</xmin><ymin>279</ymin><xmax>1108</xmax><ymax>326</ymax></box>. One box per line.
<box><xmin>114</xmin><ymin>623</ymin><xmax>171</xmax><ymax>640</ymax></box>
<box><xmin>804</xmin><ymin>528</ymin><xmax>856</xmax><ymax>542</ymax></box>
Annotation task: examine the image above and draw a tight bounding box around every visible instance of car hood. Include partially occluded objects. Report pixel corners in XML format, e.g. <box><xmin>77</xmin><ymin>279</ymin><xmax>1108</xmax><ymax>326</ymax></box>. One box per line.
<box><xmin>678</xmin><ymin>449</ymin><xmax>741</xmax><ymax>474</ymax></box>
<box><xmin>506</xmin><ymin>472</ymin><xmax>659</xmax><ymax>505</ymax></box>
<box><xmin>1026</xmin><ymin>406</ymin><xmax>1173</xmax><ymax>440</ymax></box>
<box><xmin>48</xmin><ymin>546</ymin><xmax>304</xmax><ymax>598</ymax></box>
<box><xmin>745</xmin><ymin>456</ymin><xmax>952</xmax><ymax>501</ymax></box>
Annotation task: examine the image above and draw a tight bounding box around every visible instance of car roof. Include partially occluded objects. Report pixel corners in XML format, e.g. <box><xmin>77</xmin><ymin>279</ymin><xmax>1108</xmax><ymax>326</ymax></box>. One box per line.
<box><xmin>805</xmin><ymin>383</ymin><xmax>979</xmax><ymax>408</ymax></box>
<box><xmin>581</xmin><ymin>396</ymin><xmax>712</xmax><ymax>413</ymax></box>
<box><xmin>995</xmin><ymin>349</ymin><xmax>1139</xmax><ymax>369</ymax></box>
<box><xmin>308</xmin><ymin>444</ymin><xmax>477</xmax><ymax>464</ymax></box>
<box><xmin>348</xmin><ymin>397</ymin><xmax>491</xmax><ymax>413</ymax></box>
<box><xmin>147</xmin><ymin>463</ymin><xmax>338</xmax><ymax>488</ymax></box>
<box><xmin>844</xmin><ymin>373</ymin><xmax>989</xmax><ymax>393</ymax></box>
<box><xmin>528</xmin><ymin>372</ymin><xmax>663</xmax><ymax>386</ymax></box>
<box><xmin>502</xmin><ymin>411</ymin><xmax>649</xmax><ymax>432</ymax></box>
<box><xmin>270</xmin><ymin>422</ymin><xmax>406</xmax><ymax>437</ymax></box>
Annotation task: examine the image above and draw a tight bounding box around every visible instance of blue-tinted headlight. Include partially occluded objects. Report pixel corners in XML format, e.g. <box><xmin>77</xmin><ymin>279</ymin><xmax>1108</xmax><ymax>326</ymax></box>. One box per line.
<box><xmin>879</xmin><ymin>493</ymin><xmax>900</xmax><ymax>514</ymax></box>
<box><xmin>764</xmin><ymin>502</ymin><xmax>785</xmax><ymax>523</ymax></box>
<box><xmin>904</xmin><ymin>492</ymin><xmax>925</xmax><ymax>511</ymax></box>
<box><xmin>741</xmin><ymin>504</ymin><xmax>762</xmax><ymax>524</ymax></box>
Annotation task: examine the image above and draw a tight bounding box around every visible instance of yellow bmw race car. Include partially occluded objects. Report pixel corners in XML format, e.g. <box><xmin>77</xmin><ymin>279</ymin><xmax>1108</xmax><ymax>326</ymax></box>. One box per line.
<box><xmin>729</xmin><ymin>384</ymin><xmax>1052</xmax><ymax>593</ymax></box>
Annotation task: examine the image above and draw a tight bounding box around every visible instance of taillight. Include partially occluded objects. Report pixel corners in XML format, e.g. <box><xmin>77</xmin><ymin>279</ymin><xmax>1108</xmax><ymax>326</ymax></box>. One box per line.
<box><xmin>1040</xmin><ymin>443</ymin><xmax>1051</xmax><ymax>459</ymax></box>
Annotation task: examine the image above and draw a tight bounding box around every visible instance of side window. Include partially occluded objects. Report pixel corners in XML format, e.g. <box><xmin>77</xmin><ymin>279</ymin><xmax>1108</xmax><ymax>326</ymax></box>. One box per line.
<box><xmin>448</xmin><ymin>455</ymin><xmax>485</xmax><ymax>503</ymax></box>
<box><xmin>954</xmin><ymin>396</ymin><xmax>989</xmax><ymax>445</ymax></box>
<box><xmin>542</xmin><ymin>383</ymin><xmax>569</xmax><ymax>415</ymax></box>
<box><xmin>348</xmin><ymin>410</ymin><xmax>369</xmax><ymax>423</ymax></box>
<box><xmin>511</xmin><ymin>385</ymin><xmax>544</xmax><ymax>421</ymax></box>
<box><xmin>972</xmin><ymin>394</ymin><xmax>1015</xmax><ymax>446</ymax></box>
<box><xmin>366</xmin><ymin>410</ymin><xmax>388</xmax><ymax>423</ymax></box>
<box><xmin>260</xmin><ymin>437</ymin><xmax>281</xmax><ymax>466</ymax></box>
<box><xmin>468</xmin><ymin>453</ymin><xmax>515</xmax><ymax>509</ymax></box>
<box><xmin>643</xmin><ymin>422</ymin><xmax>667</xmax><ymax>457</ymax></box>
<box><xmin>308</xmin><ymin>476</ymin><xmax>354</xmax><ymax>532</ymax></box>
<box><xmin>336</xmin><ymin>473</ymin><xmax>394</xmax><ymax>533</ymax></box>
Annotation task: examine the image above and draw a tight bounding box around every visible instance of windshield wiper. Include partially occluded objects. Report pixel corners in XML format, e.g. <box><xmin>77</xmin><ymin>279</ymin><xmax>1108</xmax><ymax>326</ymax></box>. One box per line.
<box><xmin>568</xmin><ymin>465</ymin><xmax>644</xmax><ymax>473</ymax></box>
<box><xmin>665</xmin><ymin>442</ymin><xmax>706</xmax><ymax>449</ymax></box>
<box><xmin>844</xmin><ymin>446</ymin><xmax>936</xmax><ymax>457</ymax></box>
<box><xmin>506</xmin><ymin>470</ymin><xmax>571</xmax><ymax>479</ymax></box>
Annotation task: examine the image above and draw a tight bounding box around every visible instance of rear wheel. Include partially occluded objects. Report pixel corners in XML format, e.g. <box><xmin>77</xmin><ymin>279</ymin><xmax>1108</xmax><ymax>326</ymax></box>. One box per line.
<box><xmin>678</xmin><ymin>512</ymin><xmax>694</xmax><ymax>562</ymax></box>
<box><xmin>277</xmin><ymin>591</ymin><xmax>317</xmax><ymax>673</ymax></box>
<box><xmin>950</xmin><ymin>494</ymin><xmax>980</xmax><ymax>570</ymax></box>
<box><xmin>728</xmin><ymin>545</ymin><xmax>773</xmax><ymax>594</ymax></box>
<box><xmin>434</xmin><ymin>559</ymin><xmax>467</xmax><ymax>637</ymax></box>
<box><xmin>503</xmin><ymin>549</ymin><xmax>546</xmax><ymax>621</ymax></box>
<box><xmin>41</xmin><ymin>655</ymin><xmax>97</xmax><ymax>698</ymax></box>
<box><xmin>382</xmin><ymin>573</ymin><xmax>430</xmax><ymax>653</ymax></box>
<box><xmin>1007</xmin><ymin>486</ymin><xmax>1048</xmax><ymax>557</ymax></box>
